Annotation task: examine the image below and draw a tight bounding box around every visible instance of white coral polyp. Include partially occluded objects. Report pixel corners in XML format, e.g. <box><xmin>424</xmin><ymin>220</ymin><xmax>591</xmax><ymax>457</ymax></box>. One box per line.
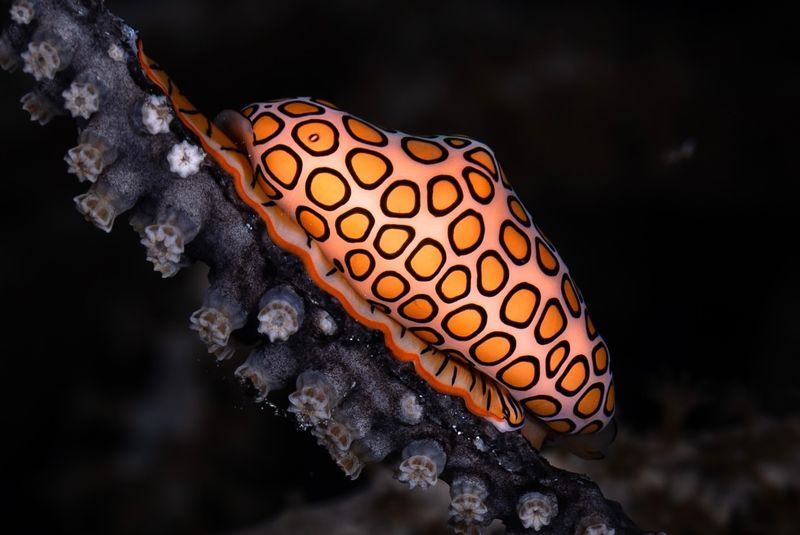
<box><xmin>20</xmin><ymin>91</ymin><xmax>56</xmax><ymax>125</ymax></box>
<box><xmin>517</xmin><ymin>492</ymin><xmax>558</xmax><ymax>531</ymax></box>
<box><xmin>399</xmin><ymin>392</ymin><xmax>423</xmax><ymax>424</ymax></box>
<box><xmin>141</xmin><ymin>223</ymin><xmax>184</xmax><ymax>278</ymax></box>
<box><xmin>142</xmin><ymin>95</ymin><xmax>172</xmax><ymax>135</ymax></box>
<box><xmin>65</xmin><ymin>144</ymin><xmax>105</xmax><ymax>183</ymax></box>
<box><xmin>73</xmin><ymin>192</ymin><xmax>116</xmax><ymax>233</ymax></box>
<box><xmin>21</xmin><ymin>41</ymin><xmax>61</xmax><ymax>81</ymax></box>
<box><xmin>397</xmin><ymin>455</ymin><xmax>439</xmax><ymax>490</ymax></box>
<box><xmin>450</xmin><ymin>478</ymin><xmax>489</xmax><ymax>525</ymax></box>
<box><xmin>288</xmin><ymin>385</ymin><xmax>331</xmax><ymax>425</ymax></box>
<box><xmin>331</xmin><ymin>448</ymin><xmax>363</xmax><ymax>480</ymax></box>
<box><xmin>189</xmin><ymin>307</ymin><xmax>232</xmax><ymax>348</ymax></box>
<box><xmin>190</xmin><ymin>307</ymin><xmax>235</xmax><ymax>360</ymax></box>
<box><xmin>257</xmin><ymin>300</ymin><xmax>301</xmax><ymax>342</ymax></box>
<box><xmin>316</xmin><ymin>309</ymin><xmax>338</xmax><ymax>336</ymax></box>
<box><xmin>62</xmin><ymin>82</ymin><xmax>100</xmax><ymax>120</ymax></box>
<box><xmin>10</xmin><ymin>0</ymin><xmax>34</xmax><ymax>25</ymax></box>
<box><xmin>107</xmin><ymin>43</ymin><xmax>125</xmax><ymax>62</ymax></box>
<box><xmin>313</xmin><ymin>420</ymin><xmax>353</xmax><ymax>452</ymax></box>
<box><xmin>234</xmin><ymin>362</ymin><xmax>270</xmax><ymax>401</ymax></box>
<box><xmin>450</xmin><ymin>493</ymin><xmax>489</xmax><ymax>524</ymax></box>
<box><xmin>167</xmin><ymin>141</ymin><xmax>204</xmax><ymax>178</ymax></box>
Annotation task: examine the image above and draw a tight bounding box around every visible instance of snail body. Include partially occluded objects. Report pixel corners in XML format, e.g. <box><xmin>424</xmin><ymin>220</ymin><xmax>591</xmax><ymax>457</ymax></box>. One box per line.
<box><xmin>138</xmin><ymin>41</ymin><xmax>615</xmax><ymax>442</ymax></box>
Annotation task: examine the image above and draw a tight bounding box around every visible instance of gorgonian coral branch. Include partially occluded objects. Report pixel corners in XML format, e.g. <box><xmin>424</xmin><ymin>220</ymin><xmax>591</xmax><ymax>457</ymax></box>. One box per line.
<box><xmin>1</xmin><ymin>1</ymin><xmax>650</xmax><ymax>533</ymax></box>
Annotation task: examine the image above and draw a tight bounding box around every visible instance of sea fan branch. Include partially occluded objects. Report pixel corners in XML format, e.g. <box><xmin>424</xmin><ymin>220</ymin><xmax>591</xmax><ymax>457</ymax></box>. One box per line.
<box><xmin>1</xmin><ymin>1</ymin><xmax>649</xmax><ymax>533</ymax></box>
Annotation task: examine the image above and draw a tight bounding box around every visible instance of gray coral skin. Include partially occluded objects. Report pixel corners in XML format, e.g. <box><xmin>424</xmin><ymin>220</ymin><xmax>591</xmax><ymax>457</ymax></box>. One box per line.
<box><xmin>1</xmin><ymin>2</ymin><xmax>650</xmax><ymax>533</ymax></box>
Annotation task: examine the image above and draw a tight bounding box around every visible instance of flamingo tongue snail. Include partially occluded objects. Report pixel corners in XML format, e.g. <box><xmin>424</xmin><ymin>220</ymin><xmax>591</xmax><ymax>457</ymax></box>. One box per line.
<box><xmin>137</xmin><ymin>40</ymin><xmax>616</xmax><ymax>456</ymax></box>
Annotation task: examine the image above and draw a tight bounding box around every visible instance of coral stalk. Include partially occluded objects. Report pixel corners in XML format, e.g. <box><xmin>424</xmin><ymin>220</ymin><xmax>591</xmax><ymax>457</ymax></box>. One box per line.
<box><xmin>1</xmin><ymin>2</ymin><xmax>650</xmax><ymax>533</ymax></box>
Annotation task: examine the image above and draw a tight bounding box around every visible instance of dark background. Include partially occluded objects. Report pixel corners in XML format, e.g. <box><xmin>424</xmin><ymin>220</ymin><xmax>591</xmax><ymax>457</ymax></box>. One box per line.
<box><xmin>1</xmin><ymin>1</ymin><xmax>798</xmax><ymax>533</ymax></box>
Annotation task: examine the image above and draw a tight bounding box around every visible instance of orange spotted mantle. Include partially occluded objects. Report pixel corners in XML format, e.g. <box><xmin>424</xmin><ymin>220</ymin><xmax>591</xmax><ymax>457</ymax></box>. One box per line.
<box><xmin>137</xmin><ymin>41</ymin><xmax>614</xmax><ymax>436</ymax></box>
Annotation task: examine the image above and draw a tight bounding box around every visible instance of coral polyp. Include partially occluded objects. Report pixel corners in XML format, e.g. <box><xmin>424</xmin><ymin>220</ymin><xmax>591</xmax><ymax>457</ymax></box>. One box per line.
<box><xmin>140</xmin><ymin>223</ymin><xmax>185</xmax><ymax>278</ymax></box>
<box><xmin>141</xmin><ymin>94</ymin><xmax>172</xmax><ymax>135</ymax></box>
<box><xmin>287</xmin><ymin>371</ymin><xmax>335</xmax><ymax>425</ymax></box>
<box><xmin>257</xmin><ymin>286</ymin><xmax>305</xmax><ymax>343</ymax></box>
<box><xmin>73</xmin><ymin>191</ymin><xmax>116</xmax><ymax>232</ymax></box>
<box><xmin>21</xmin><ymin>40</ymin><xmax>60</xmax><ymax>80</ymax></box>
<box><xmin>517</xmin><ymin>491</ymin><xmax>558</xmax><ymax>531</ymax></box>
<box><xmin>396</xmin><ymin>440</ymin><xmax>446</xmax><ymax>490</ymax></box>
<box><xmin>9</xmin><ymin>0</ymin><xmax>35</xmax><ymax>25</ymax></box>
<box><xmin>166</xmin><ymin>140</ymin><xmax>204</xmax><ymax>178</ymax></box>
<box><xmin>62</xmin><ymin>81</ymin><xmax>100</xmax><ymax>120</ymax></box>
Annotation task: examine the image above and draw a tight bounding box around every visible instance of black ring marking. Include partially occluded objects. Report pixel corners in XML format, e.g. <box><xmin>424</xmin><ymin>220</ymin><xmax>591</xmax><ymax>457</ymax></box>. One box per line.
<box><xmin>397</xmin><ymin>294</ymin><xmax>439</xmax><ymax>323</ymax></box>
<box><xmin>522</xmin><ymin>394</ymin><xmax>563</xmax><ymax>418</ymax></box>
<box><xmin>304</xmin><ymin>167</ymin><xmax>351</xmax><ymax>211</ymax></box>
<box><xmin>380</xmin><ymin>180</ymin><xmax>421</xmax><ymax>218</ymax></box>
<box><xmin>468</xmin><ymin>331</ymin><xmax>516</xmax><ymax>366</ymax></box>
<box><xmin>426</xmin><ymin>174</ymin><xmax>463</xmax><ymax>217</ymax></box>
<box><xmin>534</xmin><ymin>298</ymin><xmax>567</xmax><ymax>345</ymax></box>
<box><xmin>344</xmin><ymin>249</ymin><xmax>375</xmax><ymax>282</ymax></box>
<box><xmin>435</xmin><ymin>264</ymin><xmax>471</xmax><ymax>304</ymax></box>
<box><xmin>260</xmin><ymin>144</ymin><xmax>302</xmax><ymax>189</ymax></box>
<box><xmin>464</xmin><ymin>146</ymin><xmax>498</xmax><ymax>178</ymax></box>
<box><xmin>497</xmin><ymin>355</ymin><xmax>541</xmax><ymax>391</ymax></box>
<box><xmin>372</xmin><ymin>224</ymin><xmax>415</xmax><ymax>259</ymax></box>
<box><xmin>294</xmin><ymin>205</ymin><xmax>330</xmax><ymax>242</ymax></box>
<box><xmin>555</xmin><ymin>354</ymin><xmax>590</xmax><ymax>396</ymax></box>
<box><xmin>291</xmin><ymin>118</ymin><xmax>340</xmax><ymax>157</ymax></box>
<box><xmin>371</xmin><ymin>270</ymin><xmax>411</xmax><ymax>303</ymax></box>
<box><xmin>441</xmin><ymin>304</ymin><xmax>488</xmax><ymax>341</ymax></box>
<box><xmin>342</xmin><ymin>115</ymin><xmax>389</xmax><ymax>147</ymax></box>
<box><xmin>499</xmin><ymin>219</ymin><xmax>532</xmax><ymax>266</ymax></box>
<box><xmin>499</xmin><ymin>282</ymin><xmax>541</xmax><ymax>329</ymax></box>
<box><xmin>334</xmin><ymin>208</ymin><xmax>375</xmax><ymax>243</ymax></box>
<box><xmin>251</xmin><ymin>111</ymin><xmax>285</xmax><ymax>145</ymax></box>
<box><xmin>278</xmin><ymin>100</ymin><xmax>325</xmax><ymax>117</ymax></box>
<box><xmin>545</xmin><ymin>340</ymin><xmax>571</xmax><ymax>379</ymax></box>
<box><xmin>404</xmin><ymin>238</ymin><xmax>447</xmax><ymax>281</ymax></box>
<box><xmin>461</xmin><ymin>166</ymin><xmax>495</xmax><ymax>205</ymax></box>
<box><xmin>574</xmin><ymin>382</ymin><xmax>606</xmax><ymax>419</ymax></box>
<box><xmin>447</xmin><ymin>209</ymin><xmax>485</xmax><ymax>256</ymax></box>
<box><xmin>345</xmin><ymin>148</ymin><xmax>394</xmax><ymax>190</ymax></box>
<box><xmin>476</xmin><ymin>250</ymin><xmax>509</xmax><ymax>298</ymax></box>
<box><xmin>401</xmin><ymin>136</ymin><xmax>449</xmax><ymax>164</ymax></box>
